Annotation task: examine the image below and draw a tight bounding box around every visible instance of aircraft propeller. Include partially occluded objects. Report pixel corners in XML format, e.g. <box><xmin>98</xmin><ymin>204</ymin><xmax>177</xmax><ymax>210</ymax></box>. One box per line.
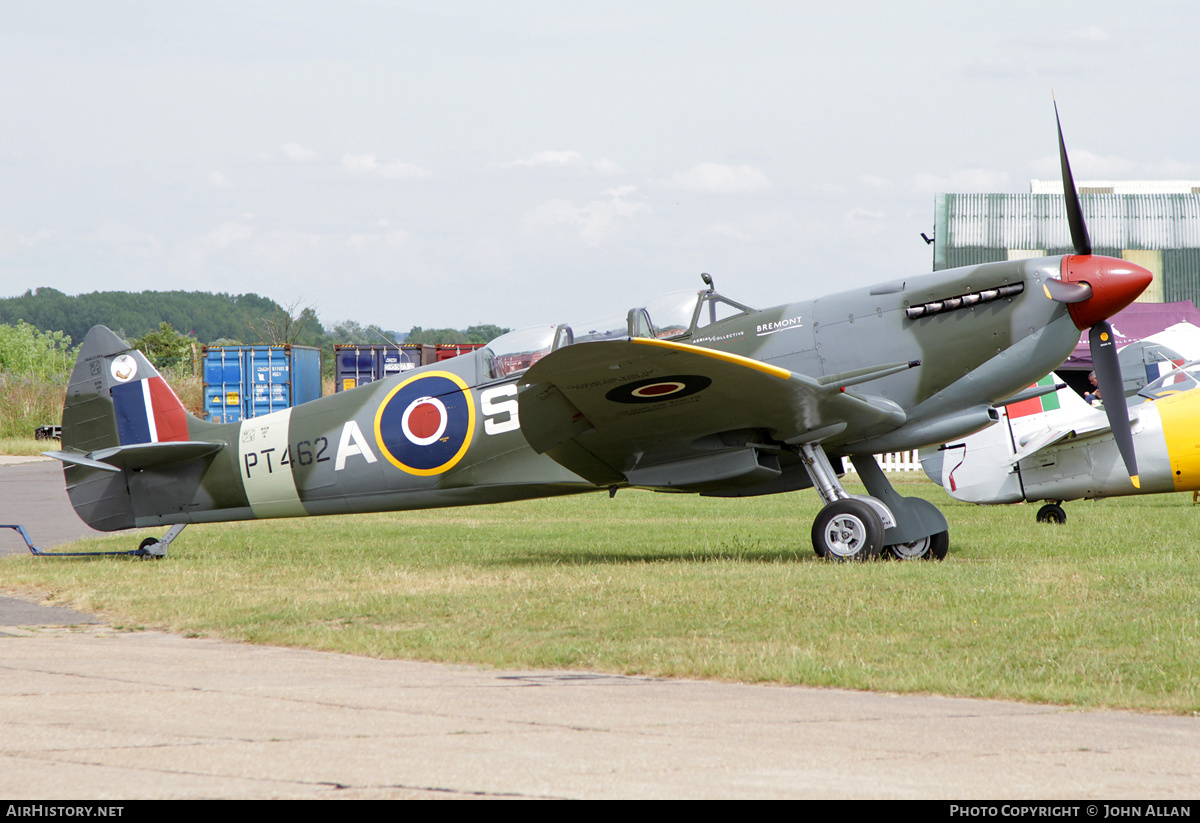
<box><xmin>1044</xmin><ymin>100</ymin><xmax>1152</xmax><ymax>488</ymax></box>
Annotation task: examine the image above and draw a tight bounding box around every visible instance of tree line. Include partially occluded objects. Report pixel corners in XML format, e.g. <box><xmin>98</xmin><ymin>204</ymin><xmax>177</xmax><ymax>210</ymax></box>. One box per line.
<box><xmin>0</xmin><ymin>288</ymin><xmax>510</xmax><ymax>375</ymax></box>
<box><xmin>0</xmin><ymin>288</ymin><xmax>291</xmax><ymax>347</ymax></box>
<box><xmin>1</xmin><ymin>290</ymin><xmax>506</xmax><ymax>347</ymax></box>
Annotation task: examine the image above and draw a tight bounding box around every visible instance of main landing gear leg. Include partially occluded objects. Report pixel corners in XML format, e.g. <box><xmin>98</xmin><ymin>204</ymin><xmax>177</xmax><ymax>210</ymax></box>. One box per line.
<box><xmin>799</xmin><ymin>444</ymin><xmax>893</xmax><ymax>562</ymax></box>
<box><xmin>848</xmin><ymin>455</ymin><xmax>949</xmax><ymax>560</ymax></box>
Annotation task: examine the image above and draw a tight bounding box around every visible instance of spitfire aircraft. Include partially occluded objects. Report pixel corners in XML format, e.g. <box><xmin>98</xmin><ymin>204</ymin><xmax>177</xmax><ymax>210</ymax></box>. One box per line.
<box><xmin>923</xmin><ymin>361</ymin><xmax>1200</xmax><ymax>524</ymax></box>
<box><xmin>45</xmin><ymin>107</ymin><xmax>1153</xmax><ymax>561</ymax></box>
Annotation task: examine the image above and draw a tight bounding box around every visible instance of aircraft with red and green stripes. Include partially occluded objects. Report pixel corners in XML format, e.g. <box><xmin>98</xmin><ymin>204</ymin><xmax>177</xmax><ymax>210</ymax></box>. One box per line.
<box><xmin>44</xmin><ymin>106</ymin><xmax>1154</xmax><ymax>560</ymax></box>
<box><xmin>923</xmin><ymin>358</ymin><xmax>1200</xmax><ymax>524</ymax></box>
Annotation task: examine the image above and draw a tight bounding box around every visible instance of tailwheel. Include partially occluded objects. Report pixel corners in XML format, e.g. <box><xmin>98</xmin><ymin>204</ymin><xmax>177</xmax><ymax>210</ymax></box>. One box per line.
<box><xmin>885</xmin><ymin>531</ymin><xmax>949</xmax><ymax>561</ymax></box>
<box><xmin>1036</xmin><ymin>503</ymin><xmax>1067</xmax><ymax>525</ymax></box>
<box><xmin>135</xmin><ymin>537</ymin><xmax>165</xmax><ymax>559</ymax></box>
<box><xmin>812</xmin><ymin>499</ymin><xmax>884</xmax><ymax>562</ymax></box>
<box><xmin>133</xmin><ymin>524</ymin><xmax>186</xmax><ymax>558</ymax></box>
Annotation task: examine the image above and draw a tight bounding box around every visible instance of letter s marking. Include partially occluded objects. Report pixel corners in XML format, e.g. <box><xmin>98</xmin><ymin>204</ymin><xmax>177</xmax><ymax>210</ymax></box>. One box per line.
<box><xmin>481</xmin><ymin>384</ymin><xmax>520</xmax><ymax>435</ymax></box>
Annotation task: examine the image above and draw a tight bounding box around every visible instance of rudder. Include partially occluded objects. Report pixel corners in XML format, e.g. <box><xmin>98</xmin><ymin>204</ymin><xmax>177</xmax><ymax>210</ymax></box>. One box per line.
<box><xmin>54</xmin><ymin>326</ymin><xmax>206</xmax><ymax>531</ymax></box>
<box><xmin>62</xmin><ymin>326</ymin><xmax>192</xmax><ymax>454</ymax></box>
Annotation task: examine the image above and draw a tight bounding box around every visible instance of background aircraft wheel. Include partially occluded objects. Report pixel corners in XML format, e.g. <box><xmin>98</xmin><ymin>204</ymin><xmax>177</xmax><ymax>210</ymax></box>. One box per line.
<box><xmin>1036</xmin><ymin>504</ymin><xmax>1067</xmax><ymax>525</ymax></box>
<box><xmin>812</xmin><ymin>499</ymin><xmax>883</xmax><ymax>562</ymax></box>
<box><xmin>886</xmin><ymin>531</ymin><xmax>949</xmax><ymax>561</ymax></box>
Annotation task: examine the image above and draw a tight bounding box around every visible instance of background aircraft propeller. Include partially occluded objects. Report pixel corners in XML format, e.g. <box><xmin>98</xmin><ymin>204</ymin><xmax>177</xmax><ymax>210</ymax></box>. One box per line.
<box><xmin>1046</xmin><ymin>100</ymin><xmax>1150</xmax><ymax>488</ymax></box>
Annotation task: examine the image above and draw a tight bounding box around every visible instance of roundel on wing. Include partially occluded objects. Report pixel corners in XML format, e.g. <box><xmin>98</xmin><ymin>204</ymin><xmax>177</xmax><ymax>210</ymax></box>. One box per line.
<box><xmin>605</xmin><ymin>374</ymin><xmax>713</xmax><ymax>404</ymax></box>
<box><xmin>374</xmin><ymin>371</ymin><xmax>475</xmax><ymax>475</ymax></box>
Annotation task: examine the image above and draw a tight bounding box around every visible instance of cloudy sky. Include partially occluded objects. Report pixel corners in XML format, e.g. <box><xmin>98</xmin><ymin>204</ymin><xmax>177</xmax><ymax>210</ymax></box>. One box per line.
<box><xmin>2</xmin><ymin>1</ymin><xmax>1197</xmax><ymax>336</ymax></box>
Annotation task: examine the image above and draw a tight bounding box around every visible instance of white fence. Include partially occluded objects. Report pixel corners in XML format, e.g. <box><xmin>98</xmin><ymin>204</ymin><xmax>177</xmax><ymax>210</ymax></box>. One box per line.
<box><xmin>843</xmin><ymin>450</ymin><xmax>922</xmax><ymax>473</ymax></box>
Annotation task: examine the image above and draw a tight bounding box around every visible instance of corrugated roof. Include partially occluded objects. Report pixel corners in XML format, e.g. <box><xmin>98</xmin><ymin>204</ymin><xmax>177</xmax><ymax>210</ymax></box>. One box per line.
<box><xmin>945</xmin><ymin>193</ymin><xmax>1200</xmax><ymax>250</ymax></box>
<box><xmin>1030</xmin><ymin>180</ymin><xmax>1200</xmax><ymax>194</ymax></box>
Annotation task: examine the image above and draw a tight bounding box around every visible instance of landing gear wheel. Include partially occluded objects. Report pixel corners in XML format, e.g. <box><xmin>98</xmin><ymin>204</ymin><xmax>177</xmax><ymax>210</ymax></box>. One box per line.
<box><xmin>1036</xmin><ymin>503</ymin><xmax>1067</xmax><ymax>525</ymax></box>
<box><xmin>886</xmin><ymin>530</ymin><xmax>949</xmax><ymax>561</ymax></box>
<box><xmin>136</xmin><ymin>536</ymin><xmax>164</xmax><ymax>559</ymax></box>
<box><xmin>812</xmin><ymin>499</ymin><xmax>884</xmax><ymax>562</ymax></box>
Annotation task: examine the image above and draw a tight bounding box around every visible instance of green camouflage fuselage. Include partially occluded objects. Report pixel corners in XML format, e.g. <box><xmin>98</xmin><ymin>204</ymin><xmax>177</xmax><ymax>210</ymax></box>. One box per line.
<box><xmin>59</xmin><ymin>256</ymin><xmax>1085</xmax><ymax>531</ymax></box>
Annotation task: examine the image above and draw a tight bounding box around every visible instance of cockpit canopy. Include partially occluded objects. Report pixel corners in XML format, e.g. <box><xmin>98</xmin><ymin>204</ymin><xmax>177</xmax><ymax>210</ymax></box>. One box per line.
<box><xmin>480</xmin><ymin>287</ymin><xmax>755</xmax><ymax>381</ymax></box>
<box><xmin>1138</xmin><ymin>360</ymin><xmax>1200</xmax><ymax>401</ymax></box>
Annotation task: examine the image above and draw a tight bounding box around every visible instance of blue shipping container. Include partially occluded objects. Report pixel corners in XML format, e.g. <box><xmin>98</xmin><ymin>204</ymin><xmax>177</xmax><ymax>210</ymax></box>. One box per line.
<box><xmin>334</xmin><ymin>344</ymin><xmax>434</xmax><ymax>392</ymax></box>
<box><xmin>202</xmin><ymin>348</ymin><xmax>246</xmax><ymax>424</ymax></box>
<box><xmin>202</xmin><ymin>345</ymin><xmax>322</xmax><ymax>422</ymax></box>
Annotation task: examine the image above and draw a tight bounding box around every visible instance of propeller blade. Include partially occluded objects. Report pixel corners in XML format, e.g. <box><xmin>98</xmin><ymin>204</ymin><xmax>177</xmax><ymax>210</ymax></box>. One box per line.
<box><xmin>1055</xmin><ymin>99</ymin><xmax>1092</xmax><ymax>256</ymax></box>
<box><xmin>1089</xmin><ymin>320</ymin><xmax>1140</xmax><ymax>488</ymax></box>
<box><xmin>1042</xmin><ymin>278</ymin><xmax>1093</xmax><ymax>304</ymax></box>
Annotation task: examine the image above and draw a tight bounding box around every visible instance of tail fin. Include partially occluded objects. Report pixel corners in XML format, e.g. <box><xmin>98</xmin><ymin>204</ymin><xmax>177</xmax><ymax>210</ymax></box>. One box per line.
<box><xmin>50</xmin><ymin>326</ymin><xmax>222</xmax><ymax>531</ymax></box>
<box><xmin>62</xmin><ymin>325</ymin><xmax>193</xmax><ymax>454</ymax></box>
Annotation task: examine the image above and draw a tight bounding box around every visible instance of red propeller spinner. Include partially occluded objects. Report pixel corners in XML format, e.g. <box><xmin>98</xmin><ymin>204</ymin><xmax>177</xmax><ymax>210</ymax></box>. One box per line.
<box><xmin>1060</xmin><ymin>254</ymin><xmax>1154</xmax><ymax>331</ymax></box>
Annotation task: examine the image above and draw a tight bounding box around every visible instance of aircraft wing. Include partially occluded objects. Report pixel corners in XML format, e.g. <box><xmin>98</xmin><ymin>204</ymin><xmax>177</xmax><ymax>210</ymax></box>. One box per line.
<box><xmin>1009</xmin><ymin>416</ymin><xmax>1115</xmax><ymax>465</ymax></box>
<box><xmin>518</xmin><ymin>338</ymin><xmax>910</xmax><ymax>489</ymax></box>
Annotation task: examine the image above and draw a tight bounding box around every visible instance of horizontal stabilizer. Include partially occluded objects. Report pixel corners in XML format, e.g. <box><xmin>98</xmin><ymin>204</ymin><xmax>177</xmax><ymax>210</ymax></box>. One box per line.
<box><xmin>42</xmin><ymin>451</ymin><xmax>121</xmax><ymax>473</ymax></box>
<box><xmin>45</xmin><ymin>440</ymin><xmax>225</xmax><ymax>473</ymax></box>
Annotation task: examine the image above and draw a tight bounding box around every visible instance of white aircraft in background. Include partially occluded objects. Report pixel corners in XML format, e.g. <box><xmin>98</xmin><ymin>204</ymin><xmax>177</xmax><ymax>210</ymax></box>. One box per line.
<box><xmin>922</xmin><ymin>350</ymin><xmax>1200</xmax><ymax>524</ymax></box>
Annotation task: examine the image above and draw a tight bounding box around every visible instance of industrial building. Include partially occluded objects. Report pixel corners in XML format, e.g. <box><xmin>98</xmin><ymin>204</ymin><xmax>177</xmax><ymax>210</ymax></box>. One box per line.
<box><xmin>932</xmin><ymin>181</ymin><xmax>1200</xmax><ymax>303</ymax></box>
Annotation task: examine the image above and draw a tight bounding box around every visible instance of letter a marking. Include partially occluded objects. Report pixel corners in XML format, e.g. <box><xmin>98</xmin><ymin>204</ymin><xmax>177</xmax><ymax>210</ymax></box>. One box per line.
<box><xmin>336</xmin><ymin>420</ymin><xmax>378</xmax><ymax>471</ymax></box>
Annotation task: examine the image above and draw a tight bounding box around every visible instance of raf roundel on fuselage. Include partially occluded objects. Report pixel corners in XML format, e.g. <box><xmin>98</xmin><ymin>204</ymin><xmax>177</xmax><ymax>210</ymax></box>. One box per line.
<box><xmin>374</xmin><ymin>371</ymin><xmax>476</xmax><ymax>476</ymax></box>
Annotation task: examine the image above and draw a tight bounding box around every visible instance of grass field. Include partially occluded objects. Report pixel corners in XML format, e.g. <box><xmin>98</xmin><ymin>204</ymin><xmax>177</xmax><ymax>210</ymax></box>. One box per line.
<box><xmin>0</xmin><ymin>437</ymin><xmax>52</xmax><ymax>456</ymax></box>
<box><xmin>3</xmin><ymin>475</ymin><xmax>1199</xmax><ymax>713</ymax></box>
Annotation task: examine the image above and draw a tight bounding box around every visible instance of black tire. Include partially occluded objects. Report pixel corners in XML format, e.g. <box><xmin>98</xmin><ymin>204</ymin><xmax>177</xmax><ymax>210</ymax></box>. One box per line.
<box><xmin>136</xmin><ymin>536</ymin><xmax>164</xmax><ymax>559</ymax></box>
<box><xmin>885</xmin><ymin>531</ymin><xmax>949</xmax><ymax>561</ymax></box>
<box><xmin>812</xmin><ymin>499</ymin><xmax>884</xmax><ymax>562</ymax></box>
<box><xmin>1036</xmin><ymin>504</ymin><xmax>1067</xmax><ymax>525</ymax></box>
